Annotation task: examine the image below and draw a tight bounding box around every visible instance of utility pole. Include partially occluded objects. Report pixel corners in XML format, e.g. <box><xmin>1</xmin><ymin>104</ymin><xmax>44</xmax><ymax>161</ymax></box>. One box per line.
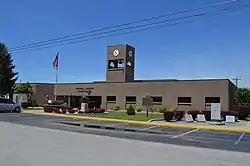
<box><xmin>233</xmin><ymin>77</ymin><xmax>241</xmax><ymax>87</ymax></box>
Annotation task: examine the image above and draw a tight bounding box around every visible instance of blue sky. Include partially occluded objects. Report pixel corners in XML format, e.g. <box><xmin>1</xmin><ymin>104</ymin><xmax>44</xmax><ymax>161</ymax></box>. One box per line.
<box><xmin>1</xmin><ymin>0</ymin><xmax>250</xmax><ymax>87</ymax></box>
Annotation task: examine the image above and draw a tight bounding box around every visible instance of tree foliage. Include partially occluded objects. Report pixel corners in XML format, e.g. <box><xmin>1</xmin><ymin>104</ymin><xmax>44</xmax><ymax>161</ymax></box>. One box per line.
<box><xmin>0</xmin><ymin>43</ymin><xmax>18</xmax><ymax>95</ymax></box>
<box><xmin>235</xmin><ymin>88</ymin><xmax>250</xmax><ymax>105</ymax></box>
<box><xmin>14</xmin><ymin>82</ymin><xmax>33</xmax><ymax>95</ymax></box>
<box><xmin>14</xmin><ymin>82</ymin><xmax>33</xmax><ymax>101</ymax></box>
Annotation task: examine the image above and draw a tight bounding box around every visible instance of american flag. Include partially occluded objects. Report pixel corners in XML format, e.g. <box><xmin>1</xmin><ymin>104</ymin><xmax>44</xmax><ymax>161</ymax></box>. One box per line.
<box><xmin>53</xmin><ymin>53</ymin><xmax>59</xmax><ymax>69</ymax></box>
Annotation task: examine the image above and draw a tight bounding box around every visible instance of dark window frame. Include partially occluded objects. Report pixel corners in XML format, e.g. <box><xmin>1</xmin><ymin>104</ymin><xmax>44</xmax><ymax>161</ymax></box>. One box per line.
<box><xmin>126</xmin><ymin>96</ymin><xmax>136</xmax><ymax>103</ymax></box>
<box><xmin>106</xmin><ymin>96</ymin><xmax>116</xmax><ymax>103</ymax></box>
<box><xmin>205</xmin><ymin>97</ymin><xmax>220</xmax><ymax>106</ymax></box>
<box><xmin>151</xmin><ymin>96</ymin><xmax>162</xmax><ymax>103</ymax></box>
<box><xmin>178</xmin><ymin>97</ymin><xmax>192</xmax><ymax>105</ymax></box>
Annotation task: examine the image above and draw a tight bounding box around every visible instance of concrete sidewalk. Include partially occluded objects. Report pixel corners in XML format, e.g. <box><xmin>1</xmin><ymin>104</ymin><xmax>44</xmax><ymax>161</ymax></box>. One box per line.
<box><xmin>23</xmin><ymin>110</ymin><xmax>250</xmax><ymax>133</ymax></box>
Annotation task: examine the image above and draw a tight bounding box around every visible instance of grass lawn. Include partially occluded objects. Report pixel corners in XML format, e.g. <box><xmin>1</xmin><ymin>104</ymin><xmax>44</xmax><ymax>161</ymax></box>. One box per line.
<box><xmin>77</xmin><ymin>111</ymin><xmax>163</xmax><ymax>121</ymax></box>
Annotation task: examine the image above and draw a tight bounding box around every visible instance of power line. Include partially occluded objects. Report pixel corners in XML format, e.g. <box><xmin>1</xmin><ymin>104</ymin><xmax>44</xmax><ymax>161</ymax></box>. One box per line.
<box><xmin>12</xmin><ymin>4</ymin><xmax>249</xmax><ymax>54</ymax></box>
<box><xmin>13</xmin><ymin>20</ymin><xmax>195</xmax><ymax>54</ymax></box>
<box><xmin>11</xmin><ymin>13</ymin><xmax>206</xmax><ymax>52</ymax></box>
<box><xmin>12</xmin><ymin>4</ymin><xmax>250</xmax><ymax>53</ymax></box>
<box><xmin>10</xmin><ymin>0</ymin><xmax>240</xmax><ymax>50</ymax></box>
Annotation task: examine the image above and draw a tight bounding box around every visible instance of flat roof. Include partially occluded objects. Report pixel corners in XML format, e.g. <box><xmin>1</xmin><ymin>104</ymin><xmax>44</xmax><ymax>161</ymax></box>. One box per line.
<box><xmin>25</xmin><ymin>78</ymin><xmax>233</xmax><ymax>85</ymax></box>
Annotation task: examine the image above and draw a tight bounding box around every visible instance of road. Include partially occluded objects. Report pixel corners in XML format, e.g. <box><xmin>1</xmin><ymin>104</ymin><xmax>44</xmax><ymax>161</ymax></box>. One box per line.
<box><xmin>0</xmin><ymin>113</ymin><xmax>250</xmax><ymax>165</ymax></box>
<box><xmin>1</xmin><ymin>121</ymin><xmax>250</xmax><ymax>166</ymax></box>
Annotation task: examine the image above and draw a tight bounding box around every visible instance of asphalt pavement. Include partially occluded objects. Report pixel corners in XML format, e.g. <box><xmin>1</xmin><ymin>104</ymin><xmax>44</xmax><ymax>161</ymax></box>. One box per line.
<box><xmin>1</xmin><ymin>120</ymin><xmax>250</xmax><ymax>166</ymax></box>
<box><xmin>0</xmin><ymin>113</ymin><xmax>250</xmax><ymax>153</ymax></box>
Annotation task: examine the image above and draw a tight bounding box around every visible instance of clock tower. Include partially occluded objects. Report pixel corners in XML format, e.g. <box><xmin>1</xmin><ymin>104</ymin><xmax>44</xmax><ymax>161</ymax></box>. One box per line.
<box><xmin>106</xmin><ymin>44</ymin><xmax>135</xmax><ymax>82</ymax></box>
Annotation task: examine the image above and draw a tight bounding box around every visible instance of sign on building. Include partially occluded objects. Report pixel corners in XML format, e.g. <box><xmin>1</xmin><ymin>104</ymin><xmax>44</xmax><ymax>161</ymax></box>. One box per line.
<box><xmin>142</xmin><ymin>97</ymin><xmax>153</xmax><ymax>107</ymax></box>
<box><xmin>142</xmin><ymin>95</ymin><xmax>153</xmax><ymax>107</ymax></box>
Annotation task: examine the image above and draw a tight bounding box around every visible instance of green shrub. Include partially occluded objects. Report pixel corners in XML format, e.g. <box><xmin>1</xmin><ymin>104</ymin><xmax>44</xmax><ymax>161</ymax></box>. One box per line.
<box><xmin>171</xmin><ymin>107</ymin><xmax>177</xmax><ymax>112</ymax></box>
<box><xmin>127</xmin><ymin>105</ymin><xmax>135</xmax><ymax>115</ymax></box>
<box><xmin>158</xmin><ymin>106</ymin><xmax>168</xmax><ymax>113</ymax></box>
<box><xmin>112</xmin><ymin>105</ymin><xmax>120</xmax><ymax>111</ymax></box>
<box><xmin>136</xmin><ymin>106</ymin><xmax>144</xmax><ymax>112</ymax></box>
<box><xmin>150</xmin><ymin>106</ymin><xmax>159</xmax><ymax>112</ymax></box>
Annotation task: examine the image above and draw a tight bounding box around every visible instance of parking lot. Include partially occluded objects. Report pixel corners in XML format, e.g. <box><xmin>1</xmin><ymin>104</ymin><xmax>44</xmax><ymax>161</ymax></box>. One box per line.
<box><xmin>55</xmin><ymin>118</ymin><xmax>250</xmax><ymax>145</ymax></box>
<box><xmin>0</xmin><ymin>113</ymin><xmax>249</xmax><ymax>153</ymax></box>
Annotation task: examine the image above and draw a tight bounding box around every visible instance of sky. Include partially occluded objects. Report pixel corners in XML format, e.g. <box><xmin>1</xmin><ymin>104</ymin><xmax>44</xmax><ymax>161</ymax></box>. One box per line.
<box><xmin>1</xmin><ymin>0</ymin><xmax>250</xmax><ymax>87</ymax></box>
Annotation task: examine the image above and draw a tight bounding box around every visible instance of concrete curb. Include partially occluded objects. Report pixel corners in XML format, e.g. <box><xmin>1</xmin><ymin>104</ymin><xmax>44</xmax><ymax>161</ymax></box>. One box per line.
<box><xmin>23</xmin><ymin>111</ymin><xmax>250</xmax><ymax>134</ymax></box>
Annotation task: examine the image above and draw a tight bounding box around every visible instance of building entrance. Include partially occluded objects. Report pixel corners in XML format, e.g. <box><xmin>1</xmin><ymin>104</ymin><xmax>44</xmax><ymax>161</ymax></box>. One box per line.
<box><xmin>87</xmin><ymin>96</ymin><xmax>102</xmax><ymax>109</ymax></box>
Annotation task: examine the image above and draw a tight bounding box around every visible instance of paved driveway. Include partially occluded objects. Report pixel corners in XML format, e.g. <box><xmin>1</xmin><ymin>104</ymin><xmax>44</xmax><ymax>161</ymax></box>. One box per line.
<box><xmin>1</xmin><ymin>121</ymin><xmax>250</xmax><ymax>166</ymax></box>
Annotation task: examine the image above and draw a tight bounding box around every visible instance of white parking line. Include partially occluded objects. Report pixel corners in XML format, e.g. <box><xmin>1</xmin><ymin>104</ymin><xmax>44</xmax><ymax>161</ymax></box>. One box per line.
<box><xmin>140</xmin><ymin>126</ymin><xmax>159</xmax><ymax>131</ymax></box>
<box><xmin>234</xmin><ymin>133</ymin><xmax>246</xmax><ymax>145</ymax></box>
<box><xmin>172</xmin><ymin>128</ymin><xmax>199</xmax><ymax>138</ymax></box>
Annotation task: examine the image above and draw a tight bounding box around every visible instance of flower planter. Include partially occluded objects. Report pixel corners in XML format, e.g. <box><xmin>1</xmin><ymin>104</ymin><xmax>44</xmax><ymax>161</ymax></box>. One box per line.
<box><xmin>201</xmin><ymin>110</ymin><xmax>211</xmax><ymax>121</ymax></box>
<box><xmin>43</xmin><ymin>105</ymin><xmax>73</xmax><ymax>114</ymax></box>
<box><xmin>174</xmin><ymin>111</ymin><xmax>185</xmax><ymax>121</ymax></box>
<box><xmin>238</xmin><ymin>108</ymin><xmax>250</xmax><ymax>120</ymax></box>
<box><xmin>163</xmin><ymin>111</ymin><xmax>175</xmax><ymax>122</ymax></box>
<box><xmin>68</xmin><ymin>108</ymin><xmax>76</xmax><ymax>114</ymax></box>
<box><xmin>85</xmin><ymin>108</ymin><xmax>105</xmax><ymax>113</ymax></box>
<box><xmin>60</xmin><ymin>107</ymin><xmax>74</xmax><ymax>114</ymax></box>
<box><xmin>43</xmin><ymin>106</ymin><xmax>54</xmax><ymax>113</ymax></box>
<box><xmin>231</xmin><ymin>105</ymin><xmax>250</xmax><ymax>120</ymax></box>
<box><xmin>221</xmin><ymin>110</ymin><xmax>232</xmax><ymax>121</ymax></box>
<box><xmin>187</xmin><ymin>110</ymin><xmax>200</xmax><ymax>121</ymax></box>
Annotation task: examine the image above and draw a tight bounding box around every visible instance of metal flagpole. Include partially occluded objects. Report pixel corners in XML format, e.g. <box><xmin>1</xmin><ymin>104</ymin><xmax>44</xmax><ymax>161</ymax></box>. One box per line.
<box><xmin>55</xmin><ymin>67</ymin><xmax>58</xmax><ymax>101</ymax></box>
<box><xmin>54</xmin><ymin>53</ymin><xmax>59</xmax><ymax>101</ymax></box>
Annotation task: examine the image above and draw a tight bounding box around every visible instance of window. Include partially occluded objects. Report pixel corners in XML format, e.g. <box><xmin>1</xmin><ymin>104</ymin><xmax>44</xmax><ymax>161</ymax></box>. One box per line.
<box><xmin>108</xmin><ymin>60</ymin><xmax>124</xmax><ymax>69</ymax></box>
<box><xmin>6</xmin><ymin>99</ymin><xmax>15</xmax><ymax>104</ymax></box>
<box><xmin>0</xmin><ymin>98</ymin><xmax>14</xmax><ymax>104</ymax></box>
<box><xmin>151</xmin><ymin>97</ymin><xmax>162</xmax><ymax>103</ymax></box>
<box><xmin>0</xmin><ymin>98</ymin><xmax>5</xmax><ymax>103</ymax></box>
<box><xmin>126</xmin><ymin>96</ymin><xmax>136</xmax><ymax>103</ymax></box>
<box><xmin>178</xmin><ymin>97</ymin><xmax>191</xmax><ymax>105</ymax></box>
<box><xmin>205</xmin><ymin>97</ymin><xmax>220</xmax><ymax>103</ymax></box>
<box><xmin>107</xmin><ymin>96</ymin><xmax>116</xmax><ymax>102</ymax></box>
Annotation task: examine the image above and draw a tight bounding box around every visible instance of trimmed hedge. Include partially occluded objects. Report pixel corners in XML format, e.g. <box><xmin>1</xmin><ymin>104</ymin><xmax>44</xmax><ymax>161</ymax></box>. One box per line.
<box><xmin>127</xmin><ymin>105</ymin><xmax>135</xmax><ymax>115</ymax></box>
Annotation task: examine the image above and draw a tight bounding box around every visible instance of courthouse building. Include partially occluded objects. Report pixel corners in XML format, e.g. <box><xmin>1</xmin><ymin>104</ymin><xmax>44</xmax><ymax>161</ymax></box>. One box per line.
<box><xmin>30</xmin><ymin>44</ymin><xmax>237</xmax><ymax>111</ymax></box>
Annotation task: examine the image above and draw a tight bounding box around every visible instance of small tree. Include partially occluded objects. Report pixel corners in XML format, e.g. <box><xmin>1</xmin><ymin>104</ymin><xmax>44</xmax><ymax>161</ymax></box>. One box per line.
<box><xmin>235</xmin><ymin>88</ymin><xmax>250</xmax><ymax>105</ymax></box>
<box><xmin>14</xmin><ymin>82</ymin><xmax>33</xmax><ymax>102</ymax></box>
<box><xmin>126</xmin><ymin>105</ymin><xmax>135</xmax><ymax>115</ymax></box>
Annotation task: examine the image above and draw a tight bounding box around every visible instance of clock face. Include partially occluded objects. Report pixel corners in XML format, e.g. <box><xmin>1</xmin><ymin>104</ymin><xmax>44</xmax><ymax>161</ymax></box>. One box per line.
<box><xmin>127</xmin><ymin>61</ymin><xmax>132</xmax><ymax>67</ymax></box>
<box><xmin>129</xmin><ymin>51</ymin><xmax>133</xmax><ymax>57</ymax></box>
<box><xmin>113</xmin><ymin>49</ymin><xmax>119</xmax><ymax>56</ymax></box>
